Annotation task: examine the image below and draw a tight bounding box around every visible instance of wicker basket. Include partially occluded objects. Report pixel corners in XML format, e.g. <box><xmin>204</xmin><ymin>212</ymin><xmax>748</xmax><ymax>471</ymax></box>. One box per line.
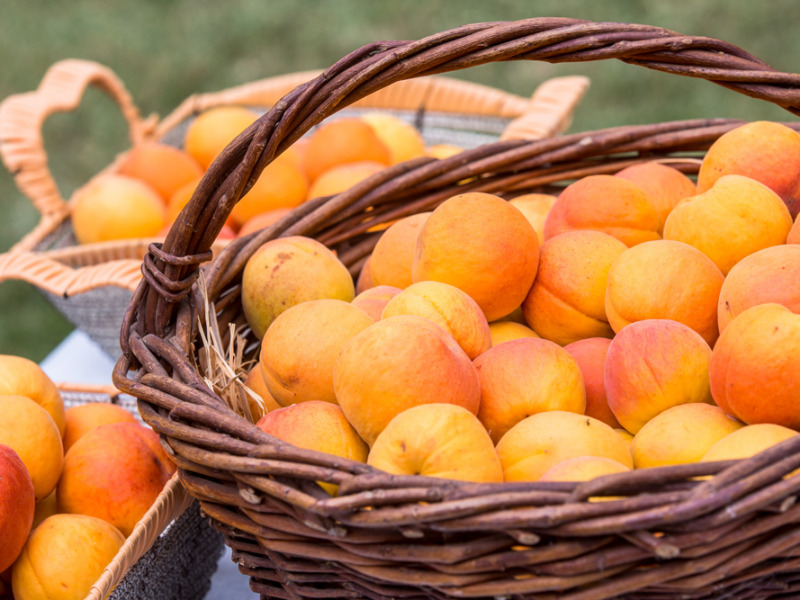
<box><xmin>56</xmin><ymin>383</ymin><xmax>225</xmax><ymax>600</ymax></box>
<box><xmin>0</xmin><ymin>59</ymin><xmax>588</xmax><ymax>360</ymax></box>
<box><xmin>113</xmin><ymin>19</ymin><xmax>800</xmax><ymax>600</ymax></box>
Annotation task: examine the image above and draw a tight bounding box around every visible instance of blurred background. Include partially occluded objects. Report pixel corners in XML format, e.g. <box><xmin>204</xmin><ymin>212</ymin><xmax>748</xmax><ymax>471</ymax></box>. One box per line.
<box><xmin>3</xmin><ymin>0</ymin><xmax>800</xmax><ymax>363</ymax></box>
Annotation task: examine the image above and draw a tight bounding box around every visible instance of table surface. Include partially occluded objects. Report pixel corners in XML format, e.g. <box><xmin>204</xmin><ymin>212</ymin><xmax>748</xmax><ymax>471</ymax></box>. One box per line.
<box><xmin>41</xmin><ymin>330</ymin><xmax>259</xmax><ymax>599</ymax></box>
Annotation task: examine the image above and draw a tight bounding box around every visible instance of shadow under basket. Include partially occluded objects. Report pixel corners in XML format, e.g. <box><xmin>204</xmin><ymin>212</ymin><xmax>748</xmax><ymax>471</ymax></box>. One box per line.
<box><xmin>113</xmin><ymin>18</ymin><xmax>800</xmax><ymax>600</ymax></box>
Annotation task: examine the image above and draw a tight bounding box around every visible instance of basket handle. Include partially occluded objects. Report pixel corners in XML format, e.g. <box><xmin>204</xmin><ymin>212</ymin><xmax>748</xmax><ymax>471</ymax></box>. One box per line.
<box><xmin>0</xmin><ymin>59</ymin><xmax>154</xmax><ymax>220</ymax></box>
<box><xmin>133</xmin><ymin>17</ymin><xmax>800</xmax><ymax>339</ymax></box>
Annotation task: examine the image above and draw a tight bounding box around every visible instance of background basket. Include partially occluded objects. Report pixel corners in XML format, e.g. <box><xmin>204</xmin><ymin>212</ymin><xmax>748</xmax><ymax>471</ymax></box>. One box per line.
<box><xmin>56</xmin><ymin>383</ymin><xmax>225</xmax><ymax>600</ymax></box>
<box><xmin>114</xmin><ymin>18</ymin><xmax>800</xmax><ymax>600</ymax></box>
<box><xmin>0</xmin><ymin>59</ymin><xmax>589</xmax><ymax>360</ymax></box>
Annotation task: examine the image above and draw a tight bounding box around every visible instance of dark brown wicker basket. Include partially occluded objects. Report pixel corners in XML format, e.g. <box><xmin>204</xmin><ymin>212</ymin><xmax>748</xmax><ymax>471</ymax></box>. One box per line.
<box><xmin>114</xmin><ymin>18</ymin><xmax>800</xmax><ymax>599</ymax></box>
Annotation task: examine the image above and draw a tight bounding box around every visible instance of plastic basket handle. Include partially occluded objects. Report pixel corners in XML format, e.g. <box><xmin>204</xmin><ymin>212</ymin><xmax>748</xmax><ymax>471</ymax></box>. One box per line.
<box><xmin>133</xmin><ymin>17</ymin><xmax>800</xmax><ymax>338</ymax></box>
<box><xmin>0</xmin><ymin>59</ymin><xmax>154</xmax><ymax>221</ymax></box>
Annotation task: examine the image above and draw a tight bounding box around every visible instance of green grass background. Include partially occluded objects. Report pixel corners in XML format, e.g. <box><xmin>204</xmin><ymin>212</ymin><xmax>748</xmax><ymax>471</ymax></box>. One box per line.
<box><xmin>2</xmin><ymin>0</ymin><xmax>800</xmax><ymax>363</ymax></box>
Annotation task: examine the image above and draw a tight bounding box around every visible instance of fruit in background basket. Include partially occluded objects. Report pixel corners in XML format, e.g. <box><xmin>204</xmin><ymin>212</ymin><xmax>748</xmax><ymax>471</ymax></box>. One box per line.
<box><xmin>0</xmin><ymin>395</ymin><xmax>63</xmax><ymax>500</ymax></box>
<box><xmin>425</xmin><ymin>144</ymin><xmax>464</xmax><ymax>159</ymax></box>
<box><xmin>487</xmin><ymin>320</ymin><xmax>539</xmax><ymax>346</ymax></box>
<box><xmin>539</xmin><ymin>456</ymin><xmax>631</xmax><ymax>483</ymax></box>
<box><xmin>237</xmin><ymin>207</ymin><xmax>292</xmax><ymax>238</ymax></box>
<box><xmin>184</xmin><ymin>105</ymin><xmax>259</xmax><ymax>170</ymax></box>
<box><xmin>368</xmin><ymin>403</ymin><xmax>503</xmax><ymax>483</ymax></box>
<box><xmin>306</xmin><ymin>160</ymin><xmax>387</xmax><ymax>200</ymax></box>
<box><xmin>71</xmin><ymin>174</ymin><xmax>166</xmax><ymax>244</ymax></box>
<box><xmin>369</xmin><ymin>212</ymin><xmax>430</xmax><ymax>289</ymax></box>
<box><xmin>256</xmin><ymin>401</ymin><xmax>368</xmax><ymax>495</ymax></box>
<box><xmin>57</xmin><ymin>422</ymin><xmax>175</xmax><ymax>537</ymax></box>
<box><xmin>0</xmin><ymin>355</ymin><xmax>64</xmax><ymax>435</ymax></box>
<box><xmin>717</xmin><ymin>245</ymin><xmax>800</xmax><ymax>333</ymax></box>
<box><xmin>630</xmin><ymin>403</ymin><xmax>743</xmax><ymax>469</ymax></box>
<box><xmin>543</xmin><ymin>174</ymin><xmax>660</xmax><ymax>247</ymax></box>
<box><xmin>697</xmin><ymin>121</ymin><xmax>800</xmax><ymax>218</ymax></box>
<box><xmin>563</xmin><ymin>337</ymin><xmax>620</xmax><ymax>430</ymax></box>
<box><xmin>165</xmin><ymin>176</ymin><xmax>238</xmax><ymax>232</ymax></box>
<box><xmin>381</xmin><ymin>281</ymin><xmax>492</xmax><ymax>360</ymax></box>
<box><xmin>303</xmin><ymin>117</ymin><xmax>391</xmax><ymax>182</ymax></box>
<box><xmin>509</xmin><ymin>193</ymin><xmax>557</xmax><ymax>245</ymax></box>
<box><xmin>615</xmin><ymin>162</ymin><xmax>697</xmax><ymax>233</ymax></box>
<box><xmin>605</xmin><ymin>239</ymin><xmax>724</xmax><ymax>346</ymax></box>
<box><xmin>361</xmin><ymin>112</ymin><xmax>426</xmax><ymax>165</ymax></box>
<box><xmin>11</xmin><ymin>513</ymin><xmax>124</xmax><ymax>600</ymax></box>
<box><xmin>475</xmin><ymin>338</ymin><xmax>586</xmax><ymax>444</ymax></box>
<box><xmin>334</xmin><ymin>315</ymin><xmax>480</xmax><ymax>446</ymax></box>
<box><xmin>62</xmin><ymin>402</ymin><xmax>138</xmax><ymax>453</ymax></box>
<box><xmin>351</xmin><ymin>285</ymin><xmax>402</xmax><ymax>321</ymax></box>
<box><xmin>701</xmin><ymin>423</ymin><xmax>798</xmax><ymax>464</ymax></box>
<box><xmin>663</xmin><ymin>174</ymin><xmax>792</xmax><ymax>275</ymax></box>
<box><xmin>412</xmin><ymin>192</ymin><xmax>539</xmax><ymax>322</ymax></box>
<box><xmin>241</xmin><ymin>236</ymin><xmax>356</xmax><ymax>339</ymax></box>
<box><xmin>709</xmin><ymin>303</ymin><xmax>800</xmax><ymax>428</ymax></box>
<box><xmin>259</xmin><ymin>299</ymin><xmax>374</xmax><ymax>406</ymax></box>
<box><xmin>522</xmin><ymin>230</ymin><xmax>626</xmax><ymax>345</ymax></box>
<box><xmin>496</xmin><ymin>411</ymin><xmax>633</xmax><ymax>483</ymax></box>
<box><xmin>230</xmin><ymin>159</ymin><xmax>309</xmax><ymax>226</ymax></box>
<box><xmin>0</xmin><ymin>444</ymin><xmax>35</xmax><ymax>573</ymax></box>
<box><xmin>605</xmin><ymin>319</ymin><xmax>713</xmax><ymax>435</ymax></box>
<box><xmin>117</xmin><ymin>142</ymin><xmax>204</xmax><ymax>201</ymax></box>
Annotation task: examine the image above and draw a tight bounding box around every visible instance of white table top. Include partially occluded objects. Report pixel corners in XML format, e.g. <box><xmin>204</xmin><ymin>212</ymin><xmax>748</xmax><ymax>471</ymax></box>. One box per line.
<box><xmin>41</xmin><ymin>330</ymin><xmax>258</xmax><ymax>599</ymax></box>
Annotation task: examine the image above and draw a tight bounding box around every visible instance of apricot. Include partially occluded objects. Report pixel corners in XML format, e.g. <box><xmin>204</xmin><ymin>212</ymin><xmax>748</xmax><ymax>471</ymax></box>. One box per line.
<box><xmin>522</xmin><ymin>230</ymin><xmax>626</xmax><ymax>345</ymax></box>
<box><xmin>663</xmin><ymin>174</ymin><xmax>792</xmax><ymax>275</ymax></box>
<box><xmin>361</xmin><ymin>112</ymin><xmax>426</xmax><ymax>165</ymax></box>
<box><xmin>355</xmin><ymin>255</ymin><xmax>375</xmax><ymax>294</ymax></box>
<box><xmin>184</xmin><ymin>105</ymin><xmax>259</xmax><ymax>170</ymax></box>
<box><xmin>303</xmin><ymin>117</ymin><xmax>390</xmax><ymax>182</ymax></box>
<box><xmin>333</xmin><ymin>315</ymin><xmax>481</xmax><ymax>446</ymax></box>
<box><xmin>0</xmin><ymin>395</ymin><xmax>63</xmax><ymax>500</ymax></box>
<box><xmin>306</xmin><ymin>160</ymin><xmax>386</xmax><ymax>201</ymax></box>
<box><xmin>425</xmin><ymin>144</ymin><xmax>464</xmax><ymax>159</ymax></box>
<box><xmin>605</xmin><ymin>239</ymin><xmax>724</xmax><ymax>346</ymax></box>
<box><xmin>381</xmin><ymin>281</ymin><xmax>491</xmax><ymax>360</ymax></box>
<box><xmin>32</xmin><ymin>490</ymin><xmax>58</xmax><ymax>530</ymax></box>
<box><xmin>370</xmin><ymin>212</ymin><xmax>430</xmax><ymax>289</ymax></box>
<box><xmin>539</xmin><ymin>456</ymin><xmax>631</xmax><ymax>483</ymax></box>
<box><xmin>71</xmin><ymin>174</ymin><xmax>165</xmax><ymax>244</ymax></box>
<box><xmin>117</xmin><ymin>142</ymin><xmax>204</xmax><ymax>202</ymax></box>
<box><xmin>709</xmin><ymin>303</ymin><xmax>800</xmax><ymax>428</ymax></box>
<box><xmin>474</xmin><ymin>337</ymin><xmax>586</xmax><ymax>444</ymax></box>
<box><xmin>701</xmin><ymin>423</ymin><xmax>798</xmax><ymax>464</ymax></box>
<box><xmin>243</xmin><ymin>364</ymin><xmax>281</xmax><ymax>420</ymax></box>
<box><xmin>488</xmin><ymin>320</ymin><xmax>539</xmax><ymax>347</ymax></box>
<box><xmin>630</xmin><ymin>403</ymin><xmax>743</xmax><ymax>469</ymax></box>
<box><xmin>256</xmin><ymin>401</ymin><xmax>368</xmax><ymax>495</ymax></box>
<box><xmin>508</xmin><ymin>193</ymin><xmax>557</xmax><ymax>245</ymax></box>
<box><xmin>563</xmin><ymin>337</ymin><xmax>620</xmax><ymax>429</ymax></box>
<box><xmin>62</xmin><ymin>402</ymin><xmax>138</xmax><ymax>453</ymax></box>
<box><xmin>368</xmin><ymin>404</ymin><xmax>503</xmax><ymax>483</ymax></box>
<box><xmin>789</xmin><ymin>214</ymin><xmax>800</xmax><ymax>244</ymax></box>
<box><xmin>412</xmin><ymin>192</ymin><xmax>539</xmax><ymax>321</ymax></box>
<box><xmin>241</xmin><ymin>235</ymin><xmax>355</xmax><ymax>339</ymax></box>
<box><xmin>351</xmin><ymin>285</ymin><xmax>402</xmax><ymax>321</ymax></box>
<box><xmin>542</xmin><ymin>174</ymin><xmax>660</xmax><ymax>247</ymax></box>
<box><xmin>11</xmin><ymin>513</ymin><xmax>124</xmax><ymax>600</ymax></box>
<box><xmin>259</xmin><ymin>299</ymin><xmax>374</xmax><ymax>406</ymax></box>
<box><xmin>496</xmin><ymin>411</ymin><xmax>633</xmax><ymax>483</ymax></box>
<box><xmin>0</xmin><ymin>444</ymin><xmax>35</xmax><ymax>573</ymax></box>
<box><xmin>717</xmin><ymin>244</ymin><xmax>800</xmax><ymax>333</ymax></box>
<box><xmin>0</xmin><ymin>355</ymin><xmax>64</xmax><ymax>435</ymax></box>
<box><xmin>230</xmin><ymin>159</ymin><xmax>309</xmax><ymax>226</ymax></box>
<box><xmin>697</xmin><ymin>121</ymin><xmax>800</xmax><ymax>218</ymax></box>
<box><xmin>237</xmin><ymin>208</ymin><xmax>292</xmax><ymax>238</ymax></box>
<box><xmin>615</xmin><ymin>162</ymin><xmax>697</xmax><ymax>233</ymax></box>
<box><xmin>605</xmin><ymin>319</ymin><xmax>713</xmax><ymax>435</ymax></box>
<box><xmin>57</xmin><ymin>422</ymin><xmax>175</xmax><ymax>536</ymax></box>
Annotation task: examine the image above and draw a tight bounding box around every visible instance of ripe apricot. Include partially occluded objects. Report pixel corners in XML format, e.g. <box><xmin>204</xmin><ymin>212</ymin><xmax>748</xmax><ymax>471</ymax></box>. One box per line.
<box><xmin>539</xmin><ymin>456</ymin><xmax>631</xmax><ymax>483</ymax></box>
<box><xmin>361</xmin><ymin>112</ymin><xmax>426</xmax><ymax>165</ymax></box>
<box><xmin>487</xmin><ymin>320</ymin><xmax>539</xmax><ymax>347</ymax></box>
<box><xmin>412</xmin><ymin>192</ymin><xmax>539</xmax><ymax>322</ymax></box>
<box><xmin>563</xmin><ymin>337</ymin><xmax>620</xmax><ymax>429</ymax></box>
<box><xmin>508</xmin><ymin>193</ymin><xmax>557</xmax><ymax>245</ymax></box>
<box><xmin>0</xmin><ymin>355</ymin><xmax>64</xmax><ymax>436</ymax></box>
<box><xmin>71</xmin><ymin>174</ymin><xmax>165</xmax><ymax>244</ymax></box>
<box><xmin>370</xmin><ymin>212</ymin><xmax>430</xmax><ymax>289</ymax></box>
<box><xmin>117</xmin><ymin>142</ymin><xmax>203</xmax><ymax>202</ymax></box>
<box><xmin>789</xmin><ymin>214</ymin><xmax>800</xmax><ymax>244</ymax></box>
<box><xmin>701</xmin><ymin>423</ymin><xmax>798</xmax><ymax>464</ymax></box>
<box><xmin>230</xmin><ymin>159</ymin><xmax>309</xmax><ymax>226</ymax></box>
<box><xmin>243</xmin><ymin>364</ymin><xmax>281</xmax><ymax>420</ymax></box>
<box><xmin>615</xmin><ymin>162</ymin><xmax>697</xmax><ymax>233</ymax></box>
<box><xmin>605</xmin><ymin>239</ymin><xmax>724</xmax><ymax>346</ymax></box>
<box><xmin>543</xmin><ymin>174</ymin><xmax>660</xmax><ymax>247</ymax></box>
<box><xmin>184</xmin><ymin>106</ymin><xmax>259</xmax><ymax>170</ymax></box>
<box><xmin>351</xmin><ymin>285</ymin><xmax>402</xmax><ymax>321</ymax></box>
<box><xmin>63</xmin><ymin>403</ymin><xmax>138</xmax><ymax>453</ymax></box>
<box><xmin>306</xmin><ymin>160</ymin><xmax>386</xmax><ymax>200</ymax></box>
<box><xmin>303</xmin><ymin>118</ymin><xmax>390</xmax><ymax>182</ymax></box>
<box><xmin>522</xmin><ymin>230</ymin><xmax>626</xmax><ymax>345</ymax></box>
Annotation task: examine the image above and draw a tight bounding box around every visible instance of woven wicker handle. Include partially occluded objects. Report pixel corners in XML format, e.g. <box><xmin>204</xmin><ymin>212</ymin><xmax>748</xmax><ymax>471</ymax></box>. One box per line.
<box><xmin>136</xmin><ymin>17</ymin><xmax>800</xmax><ymax>337</ymax></box>
<box><xmin>0</xmin><ymin>59</ymin><xmax>153</xmax><ymax>219</ymax></box>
